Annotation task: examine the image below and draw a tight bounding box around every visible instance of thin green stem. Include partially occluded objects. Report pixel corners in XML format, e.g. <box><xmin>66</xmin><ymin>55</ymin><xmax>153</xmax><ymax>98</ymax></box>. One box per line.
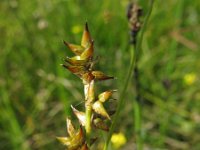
<box><xmin>104</xmin><ymin>1</ymin><xmax>154</xmax><ymax>150</ymax></box>
<box><xmin>133</xmin><ymin>1</ymin><xmax>154</xmax><ymax>150</ymax></box>
<box><xmin>135</xmin><ymin>0</ymin><xmax>154</xmax><ymax>60</ymax></box>
<box><xmin>85</xmin><ymin>105</ymin><xmax>92</xmax><ymax>142</ymax></box>
<box><xmin>134</xmin><ymin>101</ymin><xmax>142</xmax><ymax>150</ymax></box>
<box><xmin>104</xmin><ymin>45</ymin><xmax>135</xmax><ymax>150</ymax></box>
<box><xmin>84</xmin><ymin>80</ymin><xmax>95</xmax><ymax>146</ymax></box>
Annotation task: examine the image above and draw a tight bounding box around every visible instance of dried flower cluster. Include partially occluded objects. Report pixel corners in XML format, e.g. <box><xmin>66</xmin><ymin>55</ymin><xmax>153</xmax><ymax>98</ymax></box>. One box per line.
<box><xmin>127</xmin><ymin>3</ymin><xmax>143</xmax><ymax>44</ymax></box>
<box><xmin>57</xmin><ymin>23</ymin><xmax>115</xmax><ymax>149</ymax></box>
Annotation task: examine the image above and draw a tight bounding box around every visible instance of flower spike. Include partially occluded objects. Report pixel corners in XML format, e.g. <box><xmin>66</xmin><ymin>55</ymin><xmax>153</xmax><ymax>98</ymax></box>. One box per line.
<box><xmin>59</xmin><ymin>23</ymin><xmax>115</xmax><ymax>148</ymax></box>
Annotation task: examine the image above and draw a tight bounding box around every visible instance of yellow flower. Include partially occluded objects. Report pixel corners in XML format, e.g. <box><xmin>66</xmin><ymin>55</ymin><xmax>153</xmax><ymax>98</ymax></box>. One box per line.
<box><xmin>71</xmin><ymin>25</ymin><xmax>82</xmax><ymax>34</ymax></box>
<box><xmin>111</xmin><ymin>132</ymin><xmax>127</xmax><ymax>149</ymax></box>
<box><xmin>183</xmin><ymin>73</ymin><xmax>197</xmax><ymax>85</ymax></box>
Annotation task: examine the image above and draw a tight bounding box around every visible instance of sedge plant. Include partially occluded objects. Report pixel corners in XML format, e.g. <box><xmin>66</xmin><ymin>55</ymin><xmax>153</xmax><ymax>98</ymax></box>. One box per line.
<box><xmin>130</xmin><ymin>1</ymin><xmax>154</xmax><ymax>150</ymax></box>
<box><xmin>127</xmin><ymin>1</ymin><xmax>154</xmax><ymax>150</ymax></box>
<box><xmin>104</xmin><ymin>1</ymin><xmax>154</xmax><ymax>150</ymax></box>
<box><xmin>57</xmin><ymin>23</ymin><xmax>115</xmax><ymax>149</ymax></box>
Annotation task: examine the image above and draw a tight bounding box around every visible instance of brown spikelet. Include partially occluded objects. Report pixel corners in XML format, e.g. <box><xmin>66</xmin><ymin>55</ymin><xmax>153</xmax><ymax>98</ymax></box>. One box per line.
<box><xmin>81</xmin><ymin>23</ymin><xmax>92</xmax><ymax>48</ymax></box>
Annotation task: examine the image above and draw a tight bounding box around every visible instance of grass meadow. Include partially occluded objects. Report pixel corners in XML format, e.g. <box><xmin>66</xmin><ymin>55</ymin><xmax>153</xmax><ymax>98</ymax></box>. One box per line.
<box><xmin>0</xmin><ymin>0</ymin><xmax>200</xmax><ymax>149</ymax></box>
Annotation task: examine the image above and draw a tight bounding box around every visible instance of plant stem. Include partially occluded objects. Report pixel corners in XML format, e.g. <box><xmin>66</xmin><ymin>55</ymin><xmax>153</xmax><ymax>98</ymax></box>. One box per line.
<box><xmin>104</xmin><ymin>45</ymin><xmax>135</xmax><ymax>150</ymax></box>
<box><xmin>133</xmin><ymin>1</ymin><xmax>154</xmax><ymax>150</ymax></box>
<box><xmin>135</xmin><ymin>0</ymin><xmax>154</xmax><ymax>59</ymax></box>
<box><xmin>104</xmin><ymin>1</ymin><xmax>154</xmax><ymax>150</ymax></box>
<box><xmin>84</xmin><ymin>80</ymin><xmax>95</xmax><ymax>146</ymax></box>
<box><xmin>133</xmin><ymin>44</ymin><xmax>143</xmax><ymax>150</ymax></box>
<box><xmin>85</xmin><ymin>105</ymin><xmax>92</xmax><ymax>141</ymax></box>
<box><xmin>134</xmin><ymin>100</ymin><xmax>142</xmax><ymax>150</ymax></box>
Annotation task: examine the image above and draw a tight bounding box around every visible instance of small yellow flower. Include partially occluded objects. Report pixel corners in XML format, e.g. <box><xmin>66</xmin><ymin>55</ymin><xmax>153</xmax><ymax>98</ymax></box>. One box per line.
<box><xmin>71</xmin><ymin>25</ymin><xmax>82</xmax><ymax>34</ymax></box>
<box><xmin>111</xmin><ymin>132</ymin><xmax>127</xmax><ymax>149</ymax></box>
<box><xmin>183</xmin><ymin>73</ymin><xmax>197</xmax><ymax>85</ymax></box>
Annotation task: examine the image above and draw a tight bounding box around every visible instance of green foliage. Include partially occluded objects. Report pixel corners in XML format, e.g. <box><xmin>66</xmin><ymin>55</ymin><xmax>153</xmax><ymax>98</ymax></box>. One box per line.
<box><xmin>0</xmin><ymin>0</ymin><xmax>200</xmax><ymax>149</ymax></box>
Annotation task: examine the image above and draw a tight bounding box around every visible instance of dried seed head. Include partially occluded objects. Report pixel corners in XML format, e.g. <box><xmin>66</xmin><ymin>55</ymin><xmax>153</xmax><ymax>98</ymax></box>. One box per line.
<box><xmin>60</xmin><ymin>23</ymin><xmax>115</xmax><ymax>148</ymax></box>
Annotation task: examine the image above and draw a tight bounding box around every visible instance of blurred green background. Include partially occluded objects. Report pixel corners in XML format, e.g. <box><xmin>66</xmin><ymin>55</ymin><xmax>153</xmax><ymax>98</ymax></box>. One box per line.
<box><xmin>0</xmin><ymin>0</ymin><xmax>200</xmax><ymax>149</ymax></box>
